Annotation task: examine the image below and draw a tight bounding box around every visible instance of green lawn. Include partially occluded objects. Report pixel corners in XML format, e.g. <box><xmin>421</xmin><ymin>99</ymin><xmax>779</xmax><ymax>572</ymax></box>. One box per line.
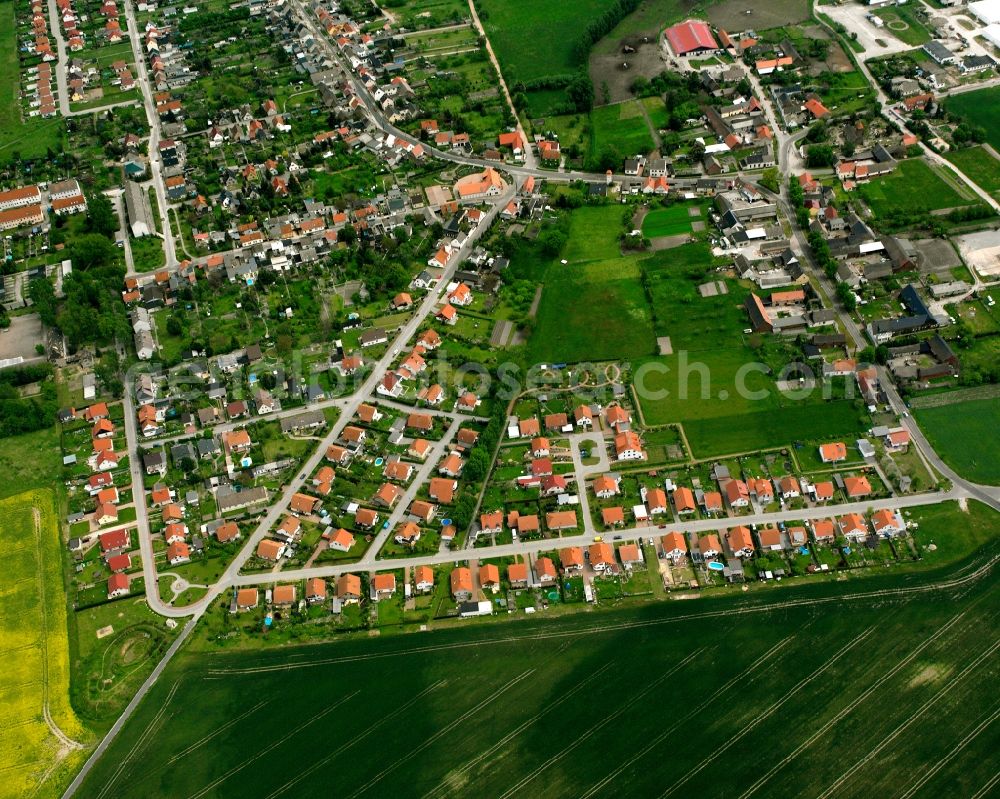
<box><xmin>914</xmin><ymin>396</ymin><xmax>1000</xmax><ymax>484</ymax></box>
<box><xmin>857</xmin><ymin>158</ymin><xmax>973</xmax><ymax>217</ymax></box>
<box><xmin>528</xmin><ymin>257</ymin><xmax>655</xmax><ymax>364</ymax></box>
<box><xmin>74</xmin><ymin>537</ymin><xmax>1000</xmax><ymax>799</ymax></box>
<box><xmin>0</xmin><ymin>1</ymin><xmax>65</xmax><ymax>163</ymax></box>
<box><xmin>560</xmin><ymin>205</ymin><xmax>626</xmax><ymax>263</ymax></box>
<box><xmin>946</xmin><ymin>85</ymin><xmax>1000</xmax><ymax>151</ymax></box>
<box><xmin>642</xmin><ymin>204</ymin><xmax>694</xmax><ymax>238</ymax></box>
<box><xmin>946</xmin><ymin>145</ymin><xmax>1000</xmax><ymax>196</ymax></box>
<box><xmin>473</xmin><ymin>0</ymin><xmax>607</xmax><ymax>84</ymax></box>
<box><xmin>0</xmin><ymin>426</ymin><xmax>62</xmax><ymax>500</ymax></box>
<box><xmin>590</xmin><ymin>100</ymin><xmax>655</xmax><ymax>160</ymax></box>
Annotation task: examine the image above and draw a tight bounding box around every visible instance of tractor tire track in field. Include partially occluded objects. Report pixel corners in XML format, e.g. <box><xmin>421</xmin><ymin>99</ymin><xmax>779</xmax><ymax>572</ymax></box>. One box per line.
<box><xmin>346</xmin><ymin>670</ymin><xmax>535</xmax><ymax>799</ymax></box>
<box><xmin>660</xmin><ymin>627</ymin><xmax>877</xmax><ymax>799</ymax></box>
<box><xmin>815</xmin><ymin>637</ymin><xmax>1000</xmax><ymax>799</ymax></box>
<box><xmin>579</xmin><ymin>635</ymin><xmax>798</xmax><ymax>799</ymax></box>
<box><xmin>895</xmin><ymin>702</ymin><xmax>1000</xmax><ymax>799</ymax></box>
<box><xmin>186</xmin><ymin>690</ymin><xmax>360</xmax><ymax>799</ymax></box>
<box><xmin>970</xmin><ymin>769</ymin><xmax>1000</xmax><ymax>799</ymax></box>
<box><xmin>97</xmin><ymin>680</ymin><xmax>180</xmax><ymax>799</ymax></box>
<box><xmin>424</xmin><ymin>661</ymin><xmax>619</xmax><ymax>799</ymax></box>
<box><xmin>498</xmin><ymin>648</ymin><xmax>707</xmax><ymax>799</ymax></box>
<box><xmin>207</xmin><ymin>554</ymin><xmax>999</xmax><ymax>677</ymax></box>
<box><xmin>737</xmin><ymin>609</ymin><xmax>976</xmax><ymax>799</ymax></box>
<box><xmin>264</xmin><ymin>680</ymin><xmax>448</xmax><ymax>799</ymax></box>
<box><xmin>166</xmin><ymin>699</ymin><xmax>272</xmax><ymax>765</ymax></box>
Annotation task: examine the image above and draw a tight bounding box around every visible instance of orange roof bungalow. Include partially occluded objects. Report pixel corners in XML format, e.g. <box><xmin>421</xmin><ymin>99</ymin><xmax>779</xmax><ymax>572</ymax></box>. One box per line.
<box><xmin>406</xmin><ymin>412</ymin><xmax>434</xmax><ymax>432</ymax></box>
<box><xmin>601</xmin><ymin>506</ymin><xmax>625</xmax><ymax>527</ymax></box>
<box><xmin>660</xmin><ymin>531</ymin><xmax>688</xmax><ymax>560</ymax></box>
<box><xmin>725</xmin><ymin>480</ymin><xmax>750</xmax><ymax>508</ymax></box>
<box><xmin>327</xmin><ymin>443</ymin><xmax>351</xmax><ymax>464</ymax></box>
<box><xmin>698</xmin><ymin>534</ymin><xmax>722</xmax><ymax>560</ymax></box>
<box><xmin>337</xmin><ymin>573</ymin><xmax>362</xmax><ymax>604</ymax></box>
<box><xmin>819</xmin><ymin>442</ymin><xmax>847</xmax><ymax>463</ymax></box>
<box><xmin>306</xmin><ymin>578</ymin><xmax>327</xmax><ymax>604</ymax></box>
<box><xmin>618</xmin><ymin>543</ymin><xmax>642</xmax><ymax>568</ymax></box>
<box><xmin>355</xmin><ymin>507</ymin><xmax>380</xmax><ymax>528</ymax></box>
<box><xmin>450</xmin><ymin>567</ymin><xmax>474</xmax><ymax>600</ymax></box>
<box><xmin>674</xmin><ymin>486</ymin><xmax>697</xmax><ymax>514</ymax></box>
<box><xmin>546</xmin><ymin>510</ymin><xmax>577</xmax><ymax>531</ymax></box>
<box><xmin>508</xmin><ymin>561</ymin><xmax>530</xmax><ymax>587</ymax></box>
<box><xmin>813</xmin><ymin>481</ymin><xmax>835</xmax><ymax>502</ymax></box>
<box><xmin>372</xmin><ymin>573</ymin><xmax>396</xmax><ymax>600</ymax></box>
<box><xmin>535</xmin><ymin>556</ymin><xmax>558</xmax><ymax>584</ymax></box>
<box><xmin>513</xmin><ymin>513</ymin><xmax>539</xmax><ymax>534</ymax></box>
<box><xmin>480</xmin><ymin>511</ymin><xmax>503</xmax><ymax>534</ymax></box>
<box><xmin>290</xmin><ymin>492</ymin><xmax>318</xmax><ymax>515</ymax></box>
<box><xmin>703</xmin><ymin>491</ymin><xmax>723</xmax><ymax>514</ymax></box>
<box><xmin>589</xmin><ymin>542</ymin><xmax>616</xmax><ymax>572</ymax></box>
<box><xmin>559</xmin><ymin>546</ymin><xmax>585</xmax><ymax>573</ymax></box>
<box><xmin>645</xmin><ymin>487</ymin><xmax>668</xmax><ymax>515</ymax></box>
<box><xmin>414</xmin><ymin>565</ymin><xmax>435</xmax><ymax>592</ymax></box>
<box><xmin>479</xmin><ymin>563</ymin><xmax>501</xmax><ymax>592</ymax></box>
<box><xmin>327</xmin><ymin>527</ymin><xmax>356</xmax><ymax>553</ymax></box>
<box><xmin>838</xmin><ymin>513</ymin><xmax>869</xmax><ymax>541</ymax></box>
<box><xmin>107</xmin><ymin>572</ymin><xmax>130</xmax><ymax>599</ymax></box>
<box><xmin>758</xmin><ymin>527</ymin><xmax>782</xmax><ymax>551</ymax></box>
<box><xmin>429</xmin><ymin>478</ymin><xmax>457</xmax><ymax>504</ymax></box>
<box><xmin>843</xmin><ymin>475</ymin><xmax>872</xmax><ymax>499</ymax></box>
<box><xmin>871</xmin><ymin>508</ymin><xmax>905</xmax><ymax>537</ymax></box>
<box><xmin>374</xmin><ymin>482</ymin><xmax>403</xmax><ymax>508</ymax></box>
<box><xmin>727</xmin><ymin>526</ymin><xmax>755</xmax><ymax>558</ymax></box>
<box><xmin>394</xmin><ymin>521</ymin><xmax>421</xmax><ymax>546</ymax></box>
<box><xmin>235</xmin><ymin>588</ymin><xmax>258</xmax><ymax>610</ymax></box>
<box><xmin>804</xmin><ymin>97</ymin><xmax>830</xmax><ymax>119</ymax></box>
<box><xmin>408</xmin><ymin>438</ymin><xmax>432</xmax><ymax>460</ymax></box>
<box><xmin>273</xmin><ymin>584</ymin><xmax>296</xmax><ymax>607</ymax></box>
<box><xmin>215</xmin><ymin>522</ymin><xmax>240</xmax><ymax>544</ymax></box>
<box><xmin>812</xmin><ymin>519</ymin><xmax>836</xmax><ymax>542</ymax></box>
<box><xmin>256</xmin><ymin>539</ymin><xmax>285</xmax><ymax>561</ymax></box>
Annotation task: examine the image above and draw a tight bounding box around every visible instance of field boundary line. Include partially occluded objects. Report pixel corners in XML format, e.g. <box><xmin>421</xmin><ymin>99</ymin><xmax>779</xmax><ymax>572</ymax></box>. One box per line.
<box><xmin>661</xmin><ymin>627</ymin><xmax>877</xmax><ymax>799</ymax></box>
<box><xmin>909</xmin><ymin>384</ymin><xmax>1000</xmax><ymax>409</ymax></box>
<box><xmin>423</xmin><ymin>661</ymin><xmax>619</xmax><ymax>799</ymax></box>
<box><xmin>346</xmin><ymin>670</ymin><xmax>535</xmax><ymax>798</ymax></box>
<box><xmin>498</xmin><ymin>648</ymin><xmax>707</xmax><ymax>799</ymax></box>
<box><xmin>186</xmin><ymin>690</ymin><xmax>360</xmax><ymax>799</ymax></box>
<box><xmin>815</xmin><ymin>637</ymin><xmax>1000</xmax><ymax>799</ymax></box>
<box><xmin>579</xmin><ymin>635</ymin><xmax>798</xmax><ymax>799</ymax></box>
<box><xmin>265</xmin><ymin>680</ymin><xmax>448</xmax><ymax>799</ymax></box>
<box><xmin>737</xmin><ymin>609</ymin><xmax>972</xmax><ymax>799</ymax></box>
<box><xmin>896</xmin><ymin>702</ymin><xmax>1000</xmax><ymax>799</ymax></box>
<box><xmin>97</xmin><ymin>680</ymin><xmax>179</xmax><ymax>799</ymax></box>
<box><xmin>205</xmin><ymin>554</ymin><xmax>998</xmax><ymax>676</ymax></box>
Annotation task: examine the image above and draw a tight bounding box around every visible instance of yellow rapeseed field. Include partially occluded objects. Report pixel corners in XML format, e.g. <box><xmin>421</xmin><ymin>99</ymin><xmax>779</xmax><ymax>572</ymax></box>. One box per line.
<box><xmin>0</xmin><ymin>490</ymin><xmax>90</xmax><ymax>798</ymax></box>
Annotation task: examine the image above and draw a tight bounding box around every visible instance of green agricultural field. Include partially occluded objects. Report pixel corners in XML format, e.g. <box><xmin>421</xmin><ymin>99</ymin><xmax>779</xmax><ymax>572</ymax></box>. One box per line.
<box><xmin>473</xmin><ymin>0</ymin><xmax>607</xmax><ymax>84</ymax></box>
<box><xmin>946</xmin><ymin>86</ymin><xmax>1000</xmax><ymax>151</ymax></box>
<box><xmin>560</xmin><ymin>205</ymin><xmax>626</xmax><ymax>263</ymax></box>
<box><xmin>529</xmin><ymin>258</ymin><xmax>655</xmax><ymax>364</ymax></box>
<box><xmin>0</xmin><ymin>491</ymin><xmax>89</xmax><ymax>799</ymax></box>
<box><xmin>0</xmin><ymin>1</ymin><xmax>65</xmax><ymax>163</ymax></box>
<box><xmin>914</xmin><ymin>396</ymin><xmax>1000</xmax><ymax>484</ymax></box>
<box><xmin>857</xmin><ymin>158</ymin><xmax>974</xmax><ymax>216</ymax></box>
<box><xmin>946</xmin><ymin>145</ymin><xmax>1000</xmax><ymax>197</ymax></box>
<box><xmin>590</xmin><ymin>100</ymin><xmax>655</xmax><ymax>160</ymax></box>
<box><xmin>641</xmin><ymin>204</ymin><xmax>694</xmax><ymax>238</ymax></box>
<box><xmin>75</xmin><ymin>531</ymin><xmax>1000</xmax><ymax>799</ymax></box>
